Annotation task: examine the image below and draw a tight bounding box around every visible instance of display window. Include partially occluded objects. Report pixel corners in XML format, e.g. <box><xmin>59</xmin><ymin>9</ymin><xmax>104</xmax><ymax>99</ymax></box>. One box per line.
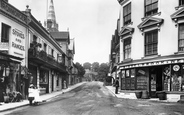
<box><xmin>163</xmin><ymin>64</ymin><xmax>184</xmax><ymax>92</ymax></box>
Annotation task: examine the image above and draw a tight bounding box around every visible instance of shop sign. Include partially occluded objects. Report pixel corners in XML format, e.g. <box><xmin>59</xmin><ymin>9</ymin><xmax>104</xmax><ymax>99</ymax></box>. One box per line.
<box><xmin>173</xmin><ymin>65</ymin><xmax>180</xmax><ymax>71</ymax></box>
<box><xmin>11</xmin><ymin>28</ymin><xmax>25</xmax><ymax>57</ymax></box>
<box><xmin>120</xmin><ymin>59</ymin><xmax>184</xmax><ymax>70</ymax></box>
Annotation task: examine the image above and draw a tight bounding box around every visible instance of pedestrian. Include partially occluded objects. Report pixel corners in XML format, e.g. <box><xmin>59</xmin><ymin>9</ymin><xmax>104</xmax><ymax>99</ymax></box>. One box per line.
<box><xmin>115</xmin><ymin>78</ymin><xmax>119</xmax><ymax>94</ymax></box>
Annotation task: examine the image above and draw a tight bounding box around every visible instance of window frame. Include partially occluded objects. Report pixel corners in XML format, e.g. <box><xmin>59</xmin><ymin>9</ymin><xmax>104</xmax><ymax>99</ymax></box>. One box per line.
<box><xmin>178</xmin><ymin>23</ymin><xmax>184</xmax><ymax>52</ymax></box>
<box><xmin>123</xmin><ymin>38</ymin><xmax>131</xmax><ymax>60</ymax></box>
<box><xmin>179</xmin><ymin>0</ymin><xmax>184</xmax><ymax>6</ymax></box>
<box><xmin>145</xmin><ymin>0</ymin><xmax>158</xmax><ymax>17</ymax></box>
<box><xmin>1</xmin><ymin>23</ymin><xmax>10</xmax><ymax>43</ymax></box>
<box><xmin>123</xmin><ymin>3</ymin><xmax>131</xmax><ymax>25</ymax></box>
<box><xmin>144</xmin><ymin>30</ymin><xmax>158</xmax><ymax>56</ymax></box>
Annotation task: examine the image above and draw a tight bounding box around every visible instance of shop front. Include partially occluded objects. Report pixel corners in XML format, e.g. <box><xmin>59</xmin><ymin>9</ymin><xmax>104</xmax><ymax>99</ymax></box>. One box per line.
<box><xmin>119</xmin><ymin>55</ymin><xmax>184</xmax><ymax>101</ymax></box>
<box><xmin>0</xmin><ymin>52</ymin><xmax>22</xmax><ymax>102</ymax></box>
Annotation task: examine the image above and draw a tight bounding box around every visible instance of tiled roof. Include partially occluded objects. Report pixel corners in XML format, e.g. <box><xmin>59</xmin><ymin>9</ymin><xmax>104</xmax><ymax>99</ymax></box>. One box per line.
<box><xmin>50</xmin><ymin>32</ymin><xmax>69</xmax><ymax>39</ymax></box>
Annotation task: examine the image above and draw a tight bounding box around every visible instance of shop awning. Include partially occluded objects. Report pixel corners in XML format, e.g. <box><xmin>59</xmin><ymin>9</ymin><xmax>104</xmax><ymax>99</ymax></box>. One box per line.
<box><xmin>0</xmin><ymin>52</ymin><xmax>23</xmax><ymax>63</ymax></box>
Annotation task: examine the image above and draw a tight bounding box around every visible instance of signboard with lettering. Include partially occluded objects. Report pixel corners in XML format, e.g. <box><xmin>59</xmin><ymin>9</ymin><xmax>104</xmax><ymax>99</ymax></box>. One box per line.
<box><xmin>9</xmin><ymin>27</ymin><xmax>26</xmax><ymax>65</ymax></box>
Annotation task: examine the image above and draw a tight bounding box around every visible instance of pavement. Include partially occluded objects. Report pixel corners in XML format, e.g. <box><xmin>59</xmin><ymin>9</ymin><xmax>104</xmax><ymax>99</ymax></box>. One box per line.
<box><xmin>0</xmin><ymin>82</ymin><xmax>86</xmax><ymax>112</ymax></box>
<box><xmin>105</xmin><ymin>85</ymin><xmax>172</xmax><ymax>103</ymax></box>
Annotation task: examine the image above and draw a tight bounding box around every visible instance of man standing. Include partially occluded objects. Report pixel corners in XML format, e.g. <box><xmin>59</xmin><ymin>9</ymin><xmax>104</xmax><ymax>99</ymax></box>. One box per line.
<box><xmin>115</xmin><ymin>78</ymin><xmax>119</xmax><ymax>94</ymax></box>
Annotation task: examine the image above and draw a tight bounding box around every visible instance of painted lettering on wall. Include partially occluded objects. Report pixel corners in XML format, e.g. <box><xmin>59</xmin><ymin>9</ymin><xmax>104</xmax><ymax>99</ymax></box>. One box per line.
<box><xmin>11</xmin><ymin>29</ymin><xmax>25</xmax><ymax>52</ymax></box>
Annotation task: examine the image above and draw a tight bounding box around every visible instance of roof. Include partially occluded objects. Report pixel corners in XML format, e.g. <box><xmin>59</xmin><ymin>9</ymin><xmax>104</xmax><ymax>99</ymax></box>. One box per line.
<box><xmin>50</xmin><ymin>32</ymin><xmax>69</xmax><ymax>39</ymax></box>
<box><xmin>50</xmin><ymin>31</ymin><xmax>70</xmax><ymax>44</ymax></box>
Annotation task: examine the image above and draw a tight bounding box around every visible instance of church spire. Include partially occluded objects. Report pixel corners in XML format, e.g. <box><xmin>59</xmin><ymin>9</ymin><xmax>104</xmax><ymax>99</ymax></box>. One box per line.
<box><xmin>47</xmin><ymin>0</ymin><xmax>56</xmax><ymax>22</ymax></box>
<box><xmin>45</xmin><ymin>0</ymin><xmax>58</xmax><ymax>32</ymax></box>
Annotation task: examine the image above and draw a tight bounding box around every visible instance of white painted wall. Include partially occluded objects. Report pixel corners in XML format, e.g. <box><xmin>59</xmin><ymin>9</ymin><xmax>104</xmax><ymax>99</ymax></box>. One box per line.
<box><xmin>119</xmin><ymin>0</ymin><xmax>181</xmax><ymax>62</ymax></box>
<box><xmin>0</xmin><ymin>15</ymin><xmax>27</xmax><ymax>66</ymax></box>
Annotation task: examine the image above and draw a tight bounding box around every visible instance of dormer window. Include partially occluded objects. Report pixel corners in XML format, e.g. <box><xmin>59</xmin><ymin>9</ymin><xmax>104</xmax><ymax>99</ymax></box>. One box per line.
<box><xmin>145</xmin><ymin>0</ymin><xmax>158</xmax><ymax>17</ymax></box>
<box><xmin>179</xmin><ymin>0</ymin><xmax>184</xmax><ymax>6</ymax></box>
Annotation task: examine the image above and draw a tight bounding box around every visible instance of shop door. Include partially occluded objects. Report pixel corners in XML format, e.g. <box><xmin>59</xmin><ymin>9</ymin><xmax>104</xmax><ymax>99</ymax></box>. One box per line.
<box><xmin>52</xmin><ymin>75</ymin><xmax>54</xmax><ymax>92</ymax></box>
<box><xmin>150</xmin><ymin>67</ymin><xmax>163</xmax><ymax>97</ymax></box>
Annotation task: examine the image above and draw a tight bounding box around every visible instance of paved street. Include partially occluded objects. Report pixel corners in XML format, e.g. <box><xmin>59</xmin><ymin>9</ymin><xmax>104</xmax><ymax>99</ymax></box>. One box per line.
<box><xmin>2</xmin><ymin>81</ymin><xmax>184</xmax><ymax>115</ymax></box>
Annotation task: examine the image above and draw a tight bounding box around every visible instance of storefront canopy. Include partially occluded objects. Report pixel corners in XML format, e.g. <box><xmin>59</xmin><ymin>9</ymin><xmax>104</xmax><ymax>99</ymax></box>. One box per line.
<box><xmin>0</xmin><ymin>52</ymin><xmax>23</xmax><ymax>63</ymax></box>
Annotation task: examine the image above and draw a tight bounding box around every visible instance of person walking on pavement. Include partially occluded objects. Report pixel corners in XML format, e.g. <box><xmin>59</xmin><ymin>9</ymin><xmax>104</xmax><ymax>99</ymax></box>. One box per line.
<box><xmin>115</xmin><ymin>78</ymin><xmax>119</xmax><ymax>94</ymax></box>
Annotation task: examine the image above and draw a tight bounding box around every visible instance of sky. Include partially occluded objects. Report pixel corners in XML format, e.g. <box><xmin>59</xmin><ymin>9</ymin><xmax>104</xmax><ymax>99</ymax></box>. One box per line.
<box><xmin>9</xmin><ymin>0</ymin><xmax>120</xmax><ymax>65</ymax></box>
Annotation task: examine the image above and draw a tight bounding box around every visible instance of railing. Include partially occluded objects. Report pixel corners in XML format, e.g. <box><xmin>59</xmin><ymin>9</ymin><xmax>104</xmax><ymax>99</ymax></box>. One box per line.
<box><xmin>28</xmin><ymin>48</ymin><xmax>66</xmax><ymax>71</ymax></box>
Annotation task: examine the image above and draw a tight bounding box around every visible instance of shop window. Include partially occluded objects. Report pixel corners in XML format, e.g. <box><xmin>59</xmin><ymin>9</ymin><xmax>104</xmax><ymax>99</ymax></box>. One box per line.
<box><xmin>130</xmin><ymin>69</ymin><xmax>135</xmax><ymax>78</ymax></box>
<box><xmin>40</xmin><ymin>71</ymin><xmax>47</xmax><ymax>83</ymax></box>
<box><xmin>124</xmin><ymin>38</ymin><xmax>131</xmax><ymax>59</ymax></box>
<box><xmin>145</xmin><ymin>30</ymin><xmax>158</xmax><ymax>56</ymax></box>
<box><xmin>179</xmin><ymin>23</ymin><xmax>184</xmax><ymax>52</ymax></box>
<box><xmin>1</xmin><ymin>23</ymin><xmax>10</xmax><ymax>43</ymax></box>
<box><xmin>163</xmin><ymin>65</ymin><xmax>184</xmax><ymax>92</ymax></box>
<box><xmin>145</xmin><ymin>0</ymin><xmax>158</xmax><ymax>17</ymax></box>
<box><xmin>179</xmin><ymin>0</ymin><xmax>184</xmax><ymax>6</ymax></box>
<box><xmin>125</xmin><ymin>70</ymin><xmax>130</xmax><ymax>77</ymax></box>
<box><xmin>123</xmin><ymin>3</ymin><xmax>131</xmax><ymax>25</ymax></box>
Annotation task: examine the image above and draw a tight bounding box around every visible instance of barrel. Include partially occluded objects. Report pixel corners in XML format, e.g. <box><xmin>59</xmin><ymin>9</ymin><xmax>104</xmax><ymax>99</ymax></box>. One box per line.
<box><xmin>135</xmin><ymin>91</ymin><xmax>142</xmax><ymax>99</ymax></box>
<box><xmin>141</xmin><ymin>90</ymin><xmax>149</xmax><ymax>99</ymax></box>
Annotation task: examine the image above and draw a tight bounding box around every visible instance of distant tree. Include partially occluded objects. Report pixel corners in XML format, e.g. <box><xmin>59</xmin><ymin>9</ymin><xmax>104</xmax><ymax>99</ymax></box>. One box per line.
<box><xmin>98</xmin><ymin>63</ymin><xmax>109</xmax><ymax>81</ymax></box>
<box><xmin>75</xmin><ymin>62</ymin><xmax>85</xmax><ymax>77</ymax></box>
<box><xmin>83</xmin><ymin>62</ymin><xmax>91</xmax><ymax>70</ymax></box>
<box><xmin>91</xmin><ymin>62</ymin><xmax>99</xmax><ymax>72</ymax></box>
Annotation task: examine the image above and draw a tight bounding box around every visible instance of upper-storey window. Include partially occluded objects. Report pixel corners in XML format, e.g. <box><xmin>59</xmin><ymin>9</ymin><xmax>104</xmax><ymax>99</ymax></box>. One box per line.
<box><xmin>51</xmin><ymin>49</ymin><xmax>54</xmax><ymax>57</ymax></box>
<box><xmin>123</xmin><ymin>3</ymin><xmax>131</xmax><ymax>25</ymax></box>
<box><xmin>1</xmin><ymin>23</ymin><xmax>10</xmax><ymax>43</ymax></box>
<box><xmin>44</xmin><ymin>43</ymin><xmax>47</xmax><ymax>52</ymax></box>
<box><xmin>33</xmin><ymin>35</ymin><xmax>37</xmax><ymax>42</ymax></box>
<box><xmin>145</xmin><ymin>0</ymin><xmax>158</xmax><ymax>17</ymax></box>
<box><xmin>145</xmin><ymin>30</ymin><xmax>158</xmax><ymax>56</ymax></box>
<box><xmin>124</xmin><ymin>38</ymin><xmax>131</xmax><ymax>59</ymax></box>
<box><xmin>179</xmin><ymin>0</ymin><xmax>184</xmax><ymax>6</ymax></box>
<box><xmin>179</xmin><ymin>23</ymin><xmax>184</xmax><ymax>52</ymax></box>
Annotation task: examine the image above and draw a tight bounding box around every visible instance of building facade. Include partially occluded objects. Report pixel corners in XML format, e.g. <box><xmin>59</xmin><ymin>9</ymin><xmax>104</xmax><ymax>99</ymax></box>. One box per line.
<box><xmin>0</xmin><ymin>0</ymin><xmax>29</xmax><ymax>101</ymax></box>
<box><xmin>114</xmin><ymin>0</ymin><xmax>184</xmax><ymax>101</ymax></box>
<box><xmin>0</xmin><ymin>0</ymin><xmax>76</xmax><ymax>103</ymax></box>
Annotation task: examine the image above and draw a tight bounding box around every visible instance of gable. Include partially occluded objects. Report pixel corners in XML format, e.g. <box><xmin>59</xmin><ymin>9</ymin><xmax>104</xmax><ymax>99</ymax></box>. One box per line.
<box><xmin>119</xmin><ymin>27</ymin><xmax>134</xmax><ymax>36</ymax></box>
<box><xmin>138</xmin><ymin>17</ymin><xmax>164</xmax><ymax>30</ymax></box>
<box><xmin>171</xmin><ymin>7</ymin><xmax>184</xmax><ymax>20</ymax></box>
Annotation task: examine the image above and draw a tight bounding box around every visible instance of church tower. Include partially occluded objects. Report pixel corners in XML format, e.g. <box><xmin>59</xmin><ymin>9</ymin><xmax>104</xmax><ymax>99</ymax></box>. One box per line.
<box><xmin>44</xmin><ymin>0</ymin><xmax>59</xmax><ymax>32</ymax></box>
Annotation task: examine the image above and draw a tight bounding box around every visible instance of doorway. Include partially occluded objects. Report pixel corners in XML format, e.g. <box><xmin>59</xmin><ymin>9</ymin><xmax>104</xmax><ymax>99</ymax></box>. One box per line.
<box><xmin>149</xmin><ymin>66</ymin><xmax>163</xmax><ymax>97</ymax></box>
<box><xmin>52</xmin><ymin>75</ymin><xmax>54</xmax><ymax>92</ymax></box>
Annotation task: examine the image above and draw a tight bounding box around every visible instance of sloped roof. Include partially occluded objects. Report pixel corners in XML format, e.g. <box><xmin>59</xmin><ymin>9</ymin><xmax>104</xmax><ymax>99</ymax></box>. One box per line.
<box><xmin>50</xmin><ymin>31</ymin><xmax>69</xmax><ymax>39</ymax></box>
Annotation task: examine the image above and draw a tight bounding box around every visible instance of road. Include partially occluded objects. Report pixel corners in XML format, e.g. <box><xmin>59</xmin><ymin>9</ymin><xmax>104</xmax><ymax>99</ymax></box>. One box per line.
<box><xmin>2</xmin><ymin>81</ymin><xmax>184</xmax><ymax>115</ymax></box>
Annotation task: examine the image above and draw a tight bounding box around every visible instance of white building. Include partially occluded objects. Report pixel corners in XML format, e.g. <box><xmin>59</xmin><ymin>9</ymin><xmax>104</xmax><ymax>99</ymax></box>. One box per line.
<box><xmin>117</xmin><ymin>0</ymin><xmax>184</xmax><ymax>101</ymax></box>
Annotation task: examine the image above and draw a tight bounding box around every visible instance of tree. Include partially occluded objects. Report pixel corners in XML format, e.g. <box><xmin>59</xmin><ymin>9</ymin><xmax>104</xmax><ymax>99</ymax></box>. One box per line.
<box><xmin>83</xmin><ymin>62</ymin><xmax>91</xmax><ymax>70</ymax></box>
<box><xmin>98</xmin><ymin>63</ymin><xmax>109</xmax><ymax>81</ymax></box>
<box><xmin>91</xmin><ymin>62</ymin><xmax>99</xmax><ymax>72</ymax></box>
<box><xmin>75</xmin><ymin>62</ymin><xmax>85</xmax><ymax>77</ymax></box>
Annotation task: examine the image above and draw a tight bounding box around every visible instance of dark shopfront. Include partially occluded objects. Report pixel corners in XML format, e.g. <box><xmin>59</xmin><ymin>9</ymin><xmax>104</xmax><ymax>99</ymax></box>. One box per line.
<box><xmin>0</xmin><ymin>52</ymin><xmax>22</xmax><ymax>102</ymax></box>
<box><xmin>120</xmin><ymin>63</ymin><xmax>184</xmax><ymax>98</ymax></box>
<box><xmin>121</xmin><ymin>67</ymin><xmax>162</xmax><ymax>98</ymax></box>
